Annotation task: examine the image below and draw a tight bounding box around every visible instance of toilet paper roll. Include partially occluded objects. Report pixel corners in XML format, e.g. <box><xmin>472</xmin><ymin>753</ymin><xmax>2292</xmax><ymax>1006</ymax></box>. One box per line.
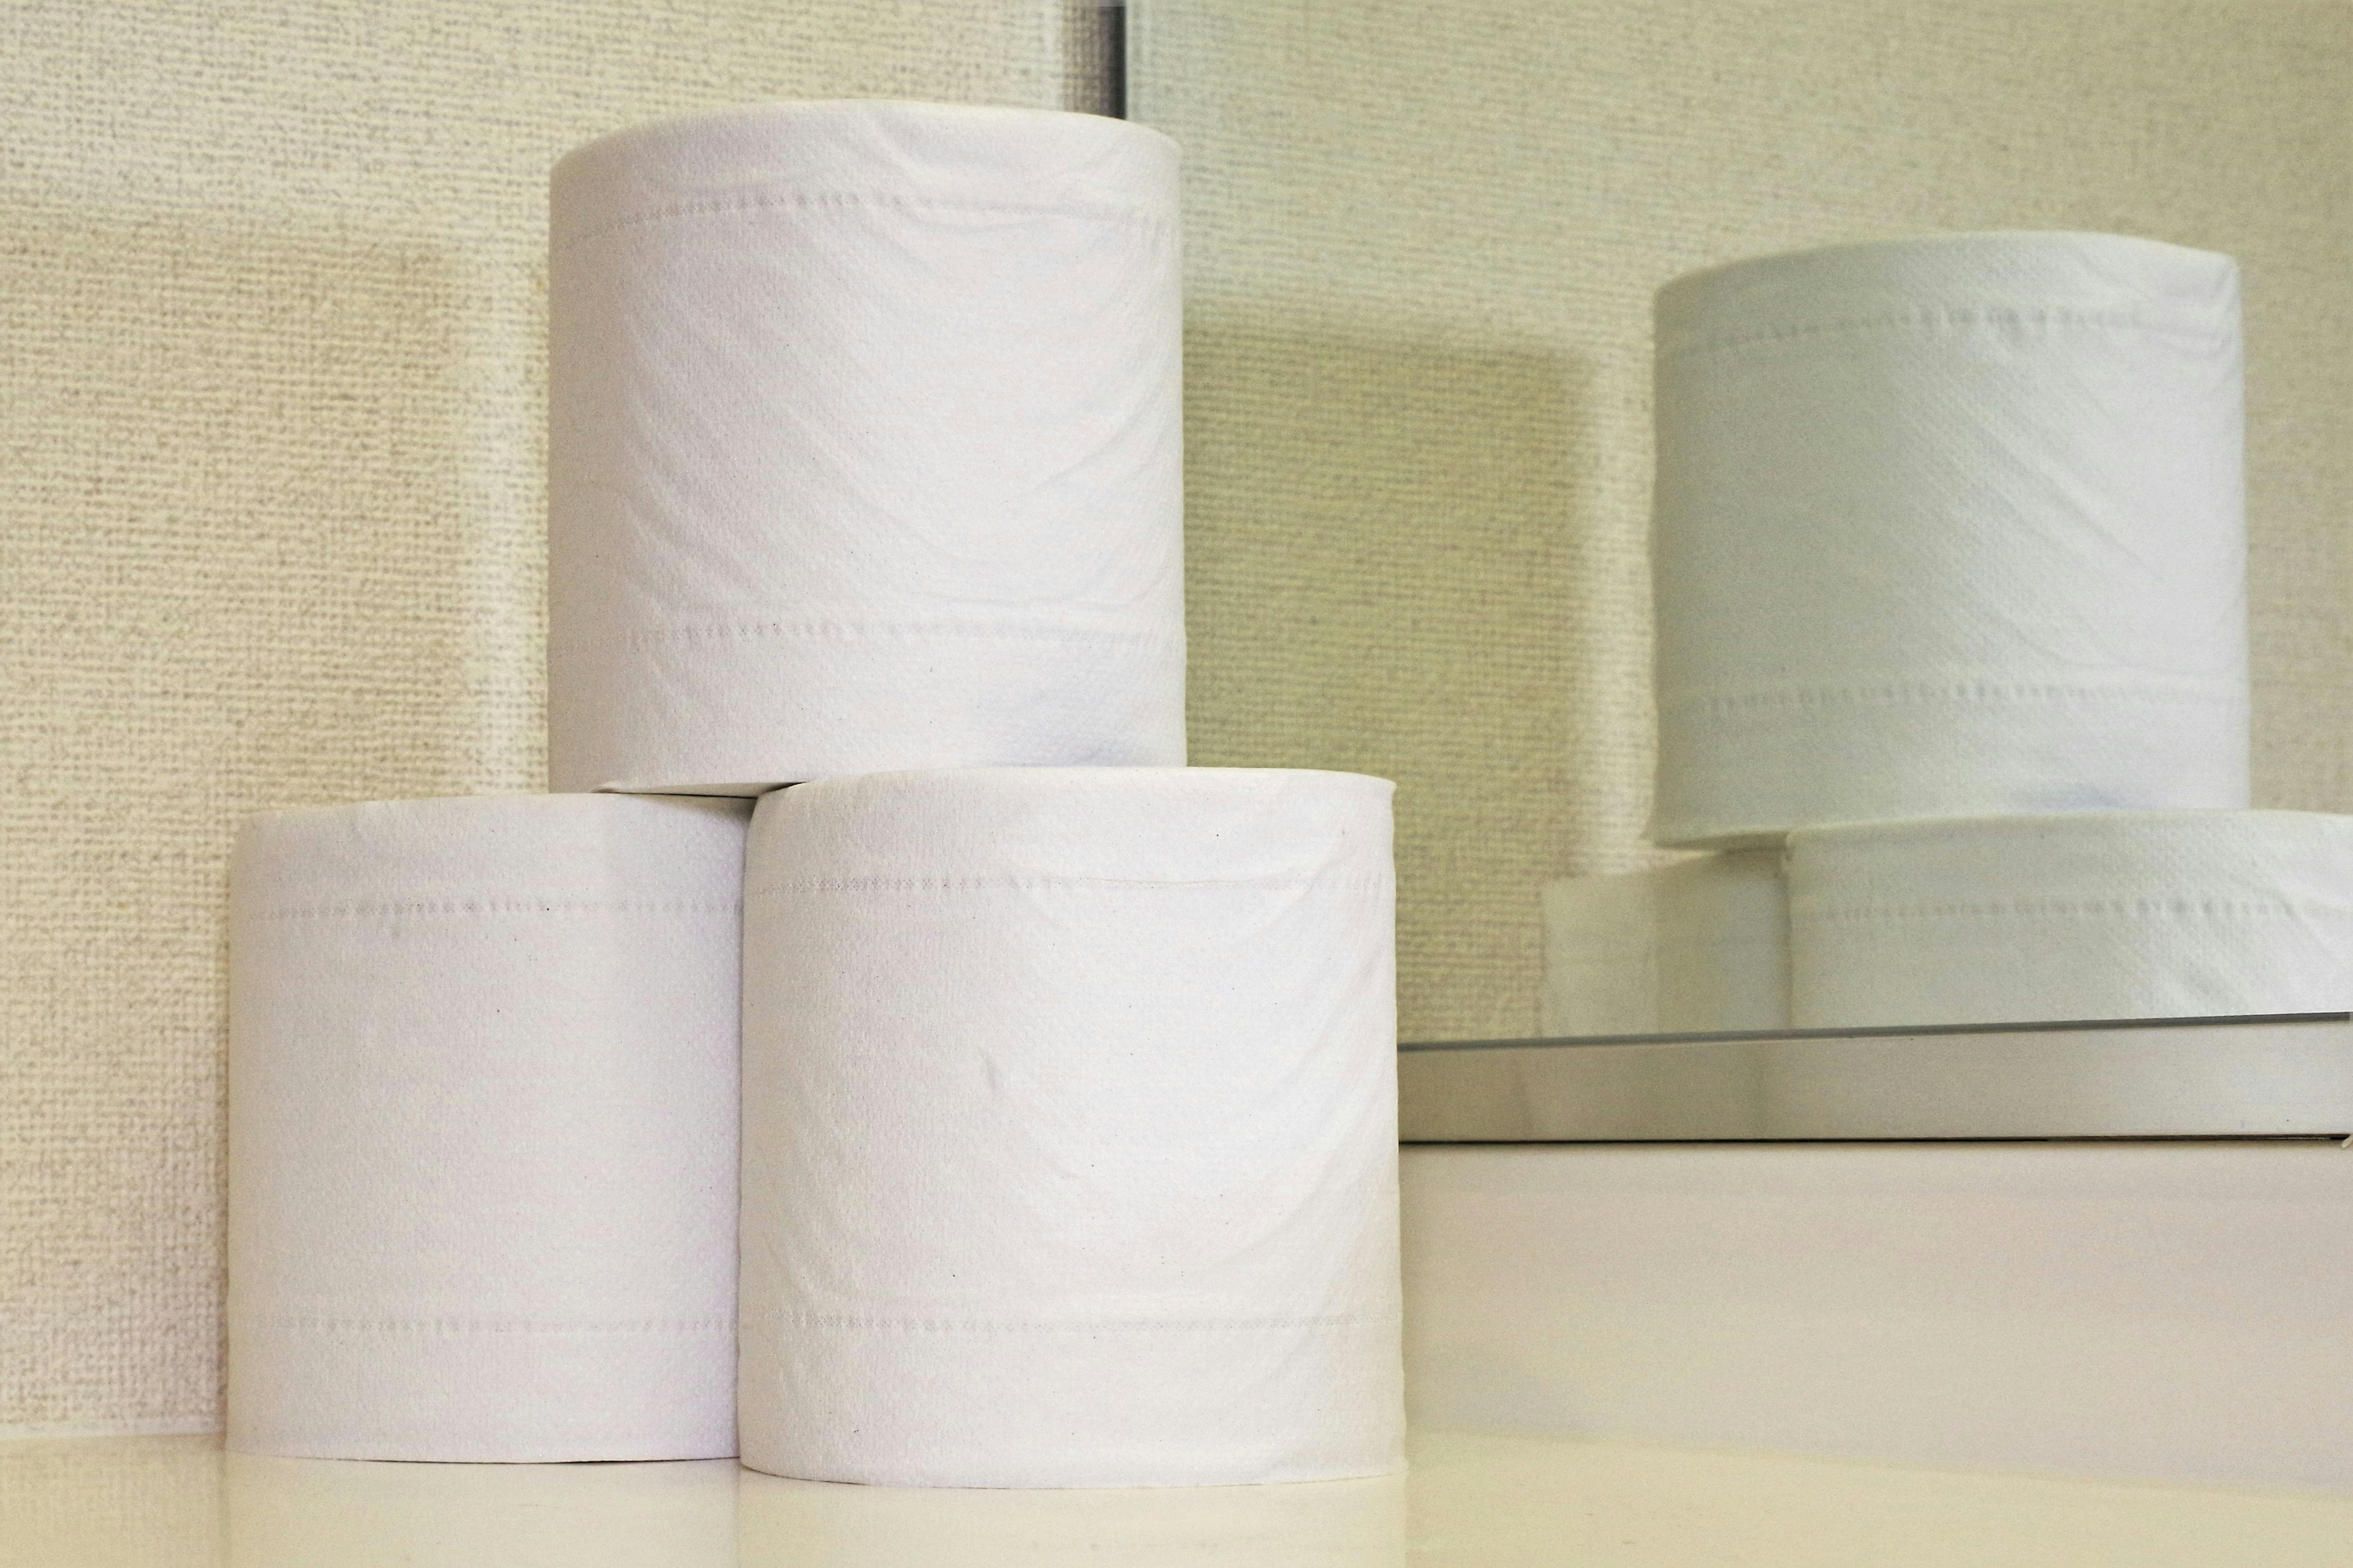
<box><xmin>548</xmin><ymin>101</ymin><xmax>1186</xmax><ymax>794</ymax></box>
<box><xmin>1787</xmin><ymin>811</ymin><xmax>2353</xmax><ymax>1028</ymax></box>
<box><xmin>1651</xmin><ymin>232</ymin><xmax>2248</xmax><ymax>846</ymax></box>
<box><xmin>227</xmin><ymin>793</ymin><xmax>749</xmax><ymax>1461</ymax></box>
<box><xmin>1539</xmin><ymin>850</ymin><xmax>1789</xmax><ymax>1036</ymax></box>
<box><xmin>739</xmin><ymin>768</ymin><xmax>1403</xmax><ymax>1488</ymax></box>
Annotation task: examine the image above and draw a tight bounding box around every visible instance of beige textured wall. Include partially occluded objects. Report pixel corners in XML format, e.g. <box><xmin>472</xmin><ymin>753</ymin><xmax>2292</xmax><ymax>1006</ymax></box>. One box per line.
<box><xmin>1135</xmin><ymin>0</ymin><xmax>2353</xmax><ymax>1043</ymax></box>
<box><xmin>0</xmin><ymin>0</ymin><xmax>1080</xmax><ymax>1436</ymax></box>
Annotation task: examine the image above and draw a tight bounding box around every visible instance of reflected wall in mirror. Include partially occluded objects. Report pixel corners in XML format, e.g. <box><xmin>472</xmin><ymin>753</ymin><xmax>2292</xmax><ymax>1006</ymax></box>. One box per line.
<box><xmin>1131</xmin><ymin>1</ymin><xmax>2353</xmax><ymax>1043</ymax></box>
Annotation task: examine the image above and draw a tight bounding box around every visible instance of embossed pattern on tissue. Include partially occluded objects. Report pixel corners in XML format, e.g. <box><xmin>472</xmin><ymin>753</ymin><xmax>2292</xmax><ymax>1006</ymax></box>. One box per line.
<box><xmin>235</xmin><ymin>1314</ymin><xmax>733</xmax><ymax>1336</ymax></box>
<box><xmin>615</xmin><ymin>620</ymin><xmax>1184</xmax><ymax>652</ymax></box>
<box><xmin>1800</xmin><ymin>896</ymin><xmax>2326</xmax><ymax>924</ymax></box>
<box><xmin>747</xmin><ymin>874</ymin><xmax>1395</xmax><ymax>898</ymax></box>
<box><xmin>552</xmin><ymin>190</ymin><xmax>1173</xmax><ymax>256</ymax></box>
<box><xmin>249</xmin><ymin>898</ymin><xmax>741</xmax><ymax>920</ymax></box>
<box><xmin>1660</xmin><ymin>680</ymin><xmax>2239</xmax><ymax>717</ymax></box>
<box><xmin>749</xmin><ymin>1309</ymin><xmax>1395</xmax><ymax>1336</ymax></box>
<box><xmin>1659</xmin><ymin>305</ymin><xmax>2237</xmax><ymax>361</ymax></box>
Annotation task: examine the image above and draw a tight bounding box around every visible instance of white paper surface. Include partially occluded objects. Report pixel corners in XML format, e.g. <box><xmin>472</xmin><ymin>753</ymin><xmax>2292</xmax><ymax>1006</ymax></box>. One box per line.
<box><xmin>548</xmin><ymin>101</ymin><xmax>1186</xmax><ymax>794</ymax></box>
<box><xmin>1787</xmin><ymin>811</ymin><xmax>2353</xmax><ymax>1028</ymax></box>
<box><xmin>1651</xmin><ymin>232</ymin><xmax>2248</xmax><ymax>846</ymax></box>
<box><xmin>739</xmin><ymin>768</ymin><xmax>1403</xmax><ymax>1488</ymax></box>
<box><xmin>226</xmin><ymin>793</ymin><xmax>749</xmax><ymax>1461</ymax></box>
<box><xmin>1539</xmin><ymin>851</ymin><xmax>1789</xmax><ymax>1036</ymax></box>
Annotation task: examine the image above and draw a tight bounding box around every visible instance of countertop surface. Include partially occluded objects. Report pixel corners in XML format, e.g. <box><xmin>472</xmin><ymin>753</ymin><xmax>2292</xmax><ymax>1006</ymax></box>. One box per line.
<box><xmin>6</xmin><ymin>1426</ymin><xmax>2350</xmax><ymax>1567</ymax></box>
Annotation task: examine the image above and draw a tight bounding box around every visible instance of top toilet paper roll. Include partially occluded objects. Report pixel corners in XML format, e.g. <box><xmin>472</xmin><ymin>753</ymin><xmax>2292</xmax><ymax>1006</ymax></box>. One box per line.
<box><xmin>1786</xmin><ymin>810</ymin><xmax>2353</xmax><ymax>1028</ymax></box>
<box><xmin>548</xmin><ymin>101</ymin><xmax>1185</xmax><ymax>794</ymax></box>
<box><xmin>227</xmin><ymin>793</ymin><xmax>748</xmax><ymax>1461</ymax></box>
<box><xmin>1650</xmin><ymin>232</ymin><xmax>2248</xmax><ymax>846</ymax></box>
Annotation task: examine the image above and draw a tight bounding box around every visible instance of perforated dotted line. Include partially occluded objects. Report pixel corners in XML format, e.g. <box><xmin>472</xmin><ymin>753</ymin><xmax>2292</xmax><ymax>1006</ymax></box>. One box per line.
<box><xmin>251</xmin><ymin>899</ymin><xmax>740</xmax><ymax>920</ymax></box>
<box><xmin>746</xmin><ymin>1309</ymin><xmax>1395</xmax><ymax>1336</ymax></box>
<box><xmin>1659</xmin><ymin>306</ymin><xmax>2234</xmax><ymax>360</ymax></box>
<box><xmin>618</xmin><ymin>621</ymin><xmax>1184</xmax><ymax>653</ymax></box>
<box><xmin>1661</xmin><ymin>681</ymin><xmax>2237</xmax><ymax>716</ymax></box>
<box><xmin>553</xmin><ymin>190</ymin><xmax>1172</xmax><ymax>256</ymax></box>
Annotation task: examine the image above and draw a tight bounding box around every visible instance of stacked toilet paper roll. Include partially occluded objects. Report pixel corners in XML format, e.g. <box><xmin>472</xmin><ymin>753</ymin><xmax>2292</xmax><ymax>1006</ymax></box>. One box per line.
<box><xmin>1548</xmin><ymin>229</ymin><xmax>2304</xmax><ymax>1040</ymax></box>
<box><xmin>1650</xmin><ymin>231</ymin><xmax>2247</xmax><ymax>847</ymax></box>
<box><xmin>738</xmin><ymin>768</ymin><xmax>1404</xmax><ymax>1488</ymax></box>
<box><xmin>1539</xmin><ymin>850</ymin><xmax>1789</xmax><ymax>1036</ymax></box>
<box><xmin>548</xmin><ymin>101</ymin><xmax>1186</xmax><ymax>794</ymax></box>
<box><xmin>226</xmin><ymin>794</ymin><xmax>748</xmax><ymax>1461</ymax></box>
<box><xmin>230</xmin><ymin>100</ymin><xmax>1411</xmax><ymax>1485</ymax></box>
<box><xmin>1787</xmin><ymin>811</ymin><xmax>2353</xmax><ymax>1028</ymax></box>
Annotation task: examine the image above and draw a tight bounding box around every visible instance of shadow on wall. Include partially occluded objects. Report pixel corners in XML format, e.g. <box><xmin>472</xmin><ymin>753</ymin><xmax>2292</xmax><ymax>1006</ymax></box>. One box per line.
<box><xmin>1183</xmin><ymin>315</ymin><xmax>1616</xmax><ymax>1042</ymax></box>
<box><xmin>0</xmin><ymin>214</ymin><xmax>483</xmax><ymax>1430</ymax></box>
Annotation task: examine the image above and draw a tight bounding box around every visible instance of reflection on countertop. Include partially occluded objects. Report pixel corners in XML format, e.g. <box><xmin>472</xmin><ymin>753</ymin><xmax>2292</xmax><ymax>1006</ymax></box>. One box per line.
<box><xmin>6</xmin><ymin>1427</ymin><xmax>2351</xmax><ymax>1567</ymax></box>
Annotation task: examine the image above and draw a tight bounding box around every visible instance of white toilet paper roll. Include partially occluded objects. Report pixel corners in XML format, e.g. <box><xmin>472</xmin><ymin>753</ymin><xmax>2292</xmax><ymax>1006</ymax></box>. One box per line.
<box><xmin>227</xmin><ymin>793</ymin><xmax>749</xmax><ymax>1461</ymax></box>
<box><xmin>1539</xmin><ymin>851</ymin><xmax>1789</xmax><ymax>1036</ymax></box>
<box><xmin>548</xmin><ymin>101</ymin><xmax>1186</xmax><ymax>794</ymax></box>
<box><xmin>1787</xmin><ymin>811</ymin><xmax>2353</xmax><ymax>1028</ymax></box>
<box><xmin>740</xmin><ymin>768</ymin><xmax>1403</xmax><ymax>1488</ymax></box>
<box><xmin>1651</xmin><ymin>232</ymin><xmax>2248</xmax><ymax>846</ymax></box>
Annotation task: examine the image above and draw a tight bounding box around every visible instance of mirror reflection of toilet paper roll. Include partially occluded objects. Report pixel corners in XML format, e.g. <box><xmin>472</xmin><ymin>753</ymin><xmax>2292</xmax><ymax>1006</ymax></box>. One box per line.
<box><xmin>227</xmin><ymin>794</ymin><xmax>748</xmax><ymax>1462</ymax></box>
<box><xmin>548</xmin><ymin>102</ymin><xmax>1186</xmax><ymax>795</ymax></box>
<box><xmin>1787</xmin><ymin>811</ymin><xmax>2353</xmax><ymax>1028</ymax></box>
<box><xmin>1652</xmin><ymin>232</ymin><xmax>2248</xmax><ymax>846</ymax></box>
<box><xmin>738</xmin><ymin>768</ymin><xmax>1404</xmax><ymax>1488</ymax></box>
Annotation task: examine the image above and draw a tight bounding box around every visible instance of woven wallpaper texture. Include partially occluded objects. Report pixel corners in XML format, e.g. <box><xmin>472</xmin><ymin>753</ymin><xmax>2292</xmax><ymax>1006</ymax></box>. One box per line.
<box><xmin>0</xmin><ymin>0</ymin><xmax>1076</xmax><ymax>1435</ymax></box>
<box><xmin>1132</xmin><ymin>0</ymin><xmax>2353</xmax><ymax>1043</ymax></box>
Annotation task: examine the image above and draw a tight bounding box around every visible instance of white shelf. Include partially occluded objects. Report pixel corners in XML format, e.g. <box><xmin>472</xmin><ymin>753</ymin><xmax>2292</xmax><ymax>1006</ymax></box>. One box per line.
<box><xmin>6</xmin><ymin>1426</ymin><xmax>2348</xmax><ymax>1567</ymax></box>
<box><xmin>1402</xmin><ymin>1013</ymin><xmax>2353</xmax><ymax>1140</ymax></box>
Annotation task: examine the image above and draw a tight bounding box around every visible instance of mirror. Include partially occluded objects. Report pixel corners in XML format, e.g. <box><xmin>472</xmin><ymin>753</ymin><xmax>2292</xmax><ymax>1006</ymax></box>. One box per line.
<box><xmin>1126</xmin><ymin>1</ymin><xmax>2353</xmax><ymax>1135</ymax></box>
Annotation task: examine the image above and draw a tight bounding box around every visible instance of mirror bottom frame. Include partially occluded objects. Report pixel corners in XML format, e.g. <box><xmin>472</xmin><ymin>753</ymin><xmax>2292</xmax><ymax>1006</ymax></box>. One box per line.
<box><xmin>1399</xmin><ymin>1013</ymin><xmax>2353</xmax><ymax>1142</ymax></box>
